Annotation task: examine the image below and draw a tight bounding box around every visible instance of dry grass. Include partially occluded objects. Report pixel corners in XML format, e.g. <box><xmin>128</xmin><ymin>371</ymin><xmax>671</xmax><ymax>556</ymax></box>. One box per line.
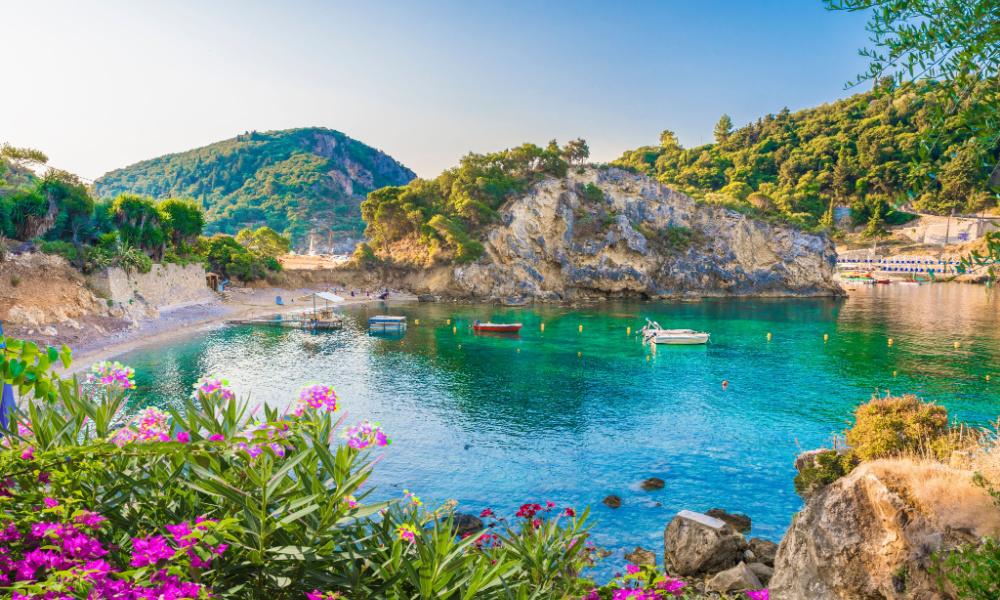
<box><xmin>866</xmin><ymin>458</ymin><xmax>1000</xmax><ymax>537</ymax></box>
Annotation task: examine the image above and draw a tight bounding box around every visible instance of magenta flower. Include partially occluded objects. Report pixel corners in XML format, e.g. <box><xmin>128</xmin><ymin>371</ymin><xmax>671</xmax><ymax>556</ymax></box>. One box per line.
<box><xmin>130</xmin><ymin>535</ymin><xmax>174</xmax><ymax>567</ymax></box>
<box><xmin>746</xmin><ymin>590</ymin><xmax>769</xmax><ymax>600</ymax></box>
<box><xmin>655</xmin><ymin>578</ymin><xmax>688</xmax><ymax>596</ymax></box>
<box><xmin>87</xmin><ymin>361</ymin><xmax>135</xmax><ymax>389</ymax></box>
<box><xmin>74</xmin><ymin>511</ymin><xmax>106</xmax><ymax>530</ymax></box>
<box><xmin>626</xmin><ymin>564</ymin><xmax>640</xmax><ymax>575</ymax></box>
<box><xmin>175</xmin><ymin>431</ymin><xmax>191</xmax><ymax>443</ymax></box>
<box><xmin>394</xmin><ymin>524</ymin><xmax>419</xmax><ymax>543</ymax></box>
<box><xmin>340</xmin><ymin>420</ymin><xmax>391</xmax><ymax>450</ymax></box>
<box><xmin>293</xmin><ymin>383</ymin><xmax>339</xmax><ymax>416</ymax></box>
<box><xmin>43</xmin><ymin>498</ymin><xmax>59</xmax><ymax>509</ymax></box>
<box><xmin>480</xmin><ymin>508</ymin><xmax>495</xmax><ymax>519</ymax></box>
<box><xmin>37</xmin><ymin>472</ymin><xmax>50</xmax><ymax>484</ymax></box>
<box><xmin>561</xmin><ymin>508</ymin><xmax>576</xmax><ymax>518</ymax></box>
<box><xmin>208</xmin><ymin>434</ymin><xmax>225</xmax><ymax>441</ymax></box>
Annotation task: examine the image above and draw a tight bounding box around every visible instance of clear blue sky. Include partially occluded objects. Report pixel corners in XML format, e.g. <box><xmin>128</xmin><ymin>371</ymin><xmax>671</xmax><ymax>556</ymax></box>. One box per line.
<box><xmin>3</xmin><ymin>0</ymin><xmax>873</xmax><ymax>181</ymax></box>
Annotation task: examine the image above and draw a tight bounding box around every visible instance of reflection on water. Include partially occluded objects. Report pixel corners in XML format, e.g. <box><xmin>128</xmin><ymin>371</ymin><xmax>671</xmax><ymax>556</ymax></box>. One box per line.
<box><xmin>116</xmin><ymin>284</ymin><xmax>1000</xmax><ymax>579</ymax></box>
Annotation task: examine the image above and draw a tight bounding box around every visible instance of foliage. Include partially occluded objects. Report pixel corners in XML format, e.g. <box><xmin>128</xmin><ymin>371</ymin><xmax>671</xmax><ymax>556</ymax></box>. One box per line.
<box><xmin>845</xmin><ymin>394</ymin><xmax>952</xmax><ymax>461</ymax></box>
<box><xmin>636</xmin><ymin>225</ymin><xmax>704</xmax><ymax>255</ymax></box>
<box><xmin>934</xmin><ymin>537</ymin><xmax>1000</xmax><ymax>600</ymax></box>
<box><xmin>159</xmin><ymin>198</ymin><xmax>206</xmax><ymax>246</ymax></box>
<box><xmin>0</xmin><ymin>342</ymin><xmax>596</xmax><ymax>600</ymax></box>
<box><xmin>583</xmin><ymin>183</ymin><xmax>604</xmax><ymax>203</ymax></box>
<box><xmin>793</xmin><ymin>450</ymin><xmax>859</xmax><ymax>497</ymax></box>
<box><xmin>92</xmin><ymin>128</ymin><xmax>416</xmax><ymax>245</ymax></box>
<box><xmin>351</xmin><ymin>242</ymin><xmax>383</xmax><ymax>270</ymax></box>
<box><xmin>360</xmin><ymin>140</ymin><xmax>582</xmax><ymax>265</ymax></box>
<box><xmin>582</xmin><ymin>562</ymin><xmax>695</xmax><ymax>599</ymax></box>
<box><xmin>194</xmin><ymin>232</ymin><xmax>282</xmax><ymax>281</ymax></box>
<box><xmin>111</xmin><ymin>194</ymin><xmax>169</xmax><ymax>259</ymax></box>
<box><xmin>825</xmin><ymin>0</ymin><xmax>1000</xmax><ymax>212</ymax></box>
<box><xmin>615</xmin><ymin>83</ymin><xmax>999</xmax><ymax>227</ymax></box>
<box><xmin>235</xmin><ymin>226</ymin><xmax>291</xmax><ymax>258</ymax></box>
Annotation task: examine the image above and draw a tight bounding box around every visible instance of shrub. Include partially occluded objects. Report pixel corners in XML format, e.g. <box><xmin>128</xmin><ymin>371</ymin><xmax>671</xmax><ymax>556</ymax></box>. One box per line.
<box><xmin>934</xmin><ymin>536</ymin><xmax>1000</xmax><ymax>599</ymax></box>
<box><xmin>583</xmin><ymin>182</ymin><xmax>604</xmax><ymax>203</ymax></box>
<box><xmin>794</xmin><ymin>450</ymin><xmax>859</xmax><ymax>497</ymax></box>
<box><xmin>0</xmin><ymin>344</ymin><xmax>597</xmax><ymax>600</ymax></box>
<box><xmin>39</xmin><ymin>239</ymin><xmax>78</xmax><ymax>262</ymax></box>
<box><xmin>846</xmin><ymin>394</ymin><xmax>952</xmax><ymax>461</ymax></box>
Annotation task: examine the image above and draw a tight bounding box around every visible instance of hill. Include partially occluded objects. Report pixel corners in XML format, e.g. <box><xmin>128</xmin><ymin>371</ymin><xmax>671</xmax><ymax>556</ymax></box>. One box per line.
<box><xmin>93</xmin><ymin>127</ymin><xmax>416</xmax><ymax>246</ymax></box>
<box><xmin>614</xmin><ymin>82</ymin><xmax>998</xmax><ymax>229</ymax></box>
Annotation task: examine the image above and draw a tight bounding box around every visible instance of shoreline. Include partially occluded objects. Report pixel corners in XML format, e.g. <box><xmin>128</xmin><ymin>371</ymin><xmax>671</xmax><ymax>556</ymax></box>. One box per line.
<box><xmin>64</xmin><ymin>287</ymin><xmax>419</xmax><ymax>375</ymax></box>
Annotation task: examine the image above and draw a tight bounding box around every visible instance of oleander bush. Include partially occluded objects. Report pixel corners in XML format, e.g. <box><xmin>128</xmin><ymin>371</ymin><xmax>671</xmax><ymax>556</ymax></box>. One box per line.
<box><xmin>0</xmin><ymin>339</ymin><xmax>596</xmax><ymax>600</ymax></box>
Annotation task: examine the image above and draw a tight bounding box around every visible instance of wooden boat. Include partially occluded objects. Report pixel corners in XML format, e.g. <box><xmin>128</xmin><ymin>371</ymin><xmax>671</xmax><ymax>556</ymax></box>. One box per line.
<box><xmin>873</xmin><ymin>278</ymin><xmax>891</xmax><ymax>284</ymax></box>
<box><xmin>470</xmin><ymin>322</ymin><xmax>523</xmax><ymax>333</ymax></box>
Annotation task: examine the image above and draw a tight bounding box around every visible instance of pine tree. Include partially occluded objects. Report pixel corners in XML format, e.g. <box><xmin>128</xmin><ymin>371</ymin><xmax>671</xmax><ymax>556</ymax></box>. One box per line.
<box><xmin>714</xmin><ymin>114</ymin><xmax>733</xmax><ymax>144</ymax></box>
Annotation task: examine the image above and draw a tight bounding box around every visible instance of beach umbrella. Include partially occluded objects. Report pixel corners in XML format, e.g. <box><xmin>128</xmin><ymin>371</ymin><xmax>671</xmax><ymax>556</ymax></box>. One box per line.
<box><xmin>0</xmin><ymin>321</ymin><xmax>14</xmax><ymax>431</ymax></box>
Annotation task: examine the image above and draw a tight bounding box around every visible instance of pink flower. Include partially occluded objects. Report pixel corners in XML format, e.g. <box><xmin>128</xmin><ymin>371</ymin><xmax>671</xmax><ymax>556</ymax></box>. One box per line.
<box><xmin>37</xmin><ymin>472</ymin><xmax>50</xmax><ymax>484</ymax></box>
<box><xmin>191</xmin><ymin>376</ymin><xmax>236</xmax><ymax>402</ymax></box>
<box><xmin>626</xmin><ymin>564</ymin><xmax>640</xmax><ymax>575</ymax></box>
<box><xmin>293</xmin><ymin>383</ymin><xmax>339</xmax><ymax>416</ymax></box>
<box><xmin>655</xmin><ymin>578</ymin><xmax>688</xmax><ymax>596</ymax></box>
<box><xmin>20</xmin><ymin>447</ymin><xmax>33</xmax><ymax>460</ymax></box>
<box><xmin>561</xmin><ymin>508</ymin><xmax>576</xmax><ymax>518</ymax></box>
<box><xmin>87</xmin><ymin>361</ymin><xmax>135</xmax><ymax>389</ymax></box>
<box><xmin>130</xmin><ymin>535</ymin><xmax>174</xmax><ymax>567</ymax></box>
<box><xmin>208</xmin><ymin>434</ymin><xmax>225</xmax><ymax>441</ymax></box>
<box><xmin>479</xmin><ymin>508</ymin><xmax>495</xmax><ymax>519</ymax></box>
<box><xmin>42</xmin><ymin>498</ymin><xmax>59</xmax><ymax>509</ymax></box>
<box><xmin>74</xmin><ymin>511</ymin><xmax>106</xmax><ymax>530</ymax></box>
<box><xmin>746</xmin><ymin>590</ymin><xmax>769</xmax><ymax>600</ymax></box>
<box><xmin>340</xmin><ymin>420</ymin><xmax>391</xmax><ymax>450</ymax></box>
<box><xmin>545</xmin><ymin>501</ymin><xmax>556</xmax><ymax>509</ymax></box>
<box><xmin>394</xmin><ymin>524</ymin><xmax>419</xmax><ymax>543</ymax></box>
<box><xmin>175</xmin><ymin>431</ymin><xmax>191</xmax><ymax>443</ymax></box>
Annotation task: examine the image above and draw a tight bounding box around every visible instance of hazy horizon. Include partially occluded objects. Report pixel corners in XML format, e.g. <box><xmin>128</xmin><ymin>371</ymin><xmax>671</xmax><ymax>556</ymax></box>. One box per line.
<box><xmin>3</xmin><ymin>0</ymin><xmax>872</xmax><ymax>182</ymax></box>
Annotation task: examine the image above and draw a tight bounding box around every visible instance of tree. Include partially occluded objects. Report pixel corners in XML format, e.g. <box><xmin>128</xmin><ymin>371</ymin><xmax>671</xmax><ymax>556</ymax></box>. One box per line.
<box><xmin>235</xmin><ymin>226</ymin><xmax>291</xmax><ymax>258</ymax></box>
<box><xmin>562</xmin><ymin>138</ymin><xmax>590</xmax><ymax>166</ymax></box>
<box><xmin>111</xmin><ymin>194</ymin><xmax>168</xmax><ymax>259</ymax></box>
<box><xmin>713</xmin><ymin>115</ymin><xmax>733</xmax><ymax>144</ymax></box>
<box><xmin>158</xmin><ymin>199</ymin><xmax>205</xmax><ymax>247</ymax></box>
<box><xmin>40</xmin><ymin>171</ymin><xmax>94</xmax><ymax>244</ymax></box>
<box><xmin>863</xmin><ymin>203</ymin><xmax>887</xmax><ymax>239</ymax></box>
<box><xmin>659</xmin><ymin>130</ymin><xmax>680</xmax><ymax>150</ymax></box>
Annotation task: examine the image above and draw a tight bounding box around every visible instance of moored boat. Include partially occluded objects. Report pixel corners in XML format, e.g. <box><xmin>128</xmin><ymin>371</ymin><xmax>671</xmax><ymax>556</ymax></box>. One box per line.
<box><xmin>369</xmin><ymin>315</ymin><xmax>407</xmax><ymax>332</ymax></box>
<box><xmin>470</xmin><ymin>322</ymin><xmax>523</xmax><ymax>333</ymax></box>
<box><xmin>638</xmin><ymin>319</ymin><xmax>710</xmax><ymax>345</ymax></box>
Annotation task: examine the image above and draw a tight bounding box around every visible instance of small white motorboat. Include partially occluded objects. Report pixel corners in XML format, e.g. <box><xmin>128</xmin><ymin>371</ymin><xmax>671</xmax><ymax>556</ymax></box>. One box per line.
<box><xmin>639</xmin><ymin>319</ymin><xmax>710</xmax><ymax>345</ymax></box>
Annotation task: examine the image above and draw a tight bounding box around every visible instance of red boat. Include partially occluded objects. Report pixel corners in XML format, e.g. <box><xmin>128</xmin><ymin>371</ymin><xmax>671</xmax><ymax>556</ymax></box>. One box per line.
<box><xmin>470</xmin><ymin>322</ymin><xmax>523</xmax><ymax>333</ymax></box>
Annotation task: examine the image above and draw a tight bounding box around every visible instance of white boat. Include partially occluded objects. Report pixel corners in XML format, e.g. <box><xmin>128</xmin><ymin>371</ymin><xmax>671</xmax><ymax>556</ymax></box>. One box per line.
<box><xmin>639</xmin><ymin>319</ymin><xmax>710</xmax><ymax>345</ymax></box>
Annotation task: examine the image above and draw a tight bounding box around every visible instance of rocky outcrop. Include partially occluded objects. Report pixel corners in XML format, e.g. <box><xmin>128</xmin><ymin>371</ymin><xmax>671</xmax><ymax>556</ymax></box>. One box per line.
<box><xmin>663</xmin><ymin>510</ymin><xmax>748</xmax><ymax>576</ymax></box>
<box><xmin>641</xmin><ymin>478</ymin><xmax>665</xmax><ymax>491</ymax></box>
<box><xmin>602</xmin><ymin>495</ymin><xmax>622</xmax><ymax>509</ymax></box>
<box><xmin>436</xmin><ymin>168</ymin><xmax>839</xmax><ymax>300</ymax></box>
<box><xmin>705</xmin><ymin>562</ymin><xmax>763</xmax><ymax>593</ymax></box>
<box><xmin>705</xmin><ymin>508</ymin><xmax>752</xmax><ymax>534</ymax></box>
<box><xmin>624</xmin><ymin>546</ymin><xmax>656</xmax><ymax>567</ymax></box>
<box><xmin>770</xmin><ymin>462</ymin><xmax>995</xmax><ymax>600</ymax></box>
<box><xmin>450</xmin><ymin>514</ymin><xmax>484</xmax><ymax>537</ymax></box>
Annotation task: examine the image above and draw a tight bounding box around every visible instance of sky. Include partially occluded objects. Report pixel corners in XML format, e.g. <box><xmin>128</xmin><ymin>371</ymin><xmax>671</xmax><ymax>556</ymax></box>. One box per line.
<box><xmin>2</xmin><ymin>0</ymin><xmax>875</xmax><ymax>181</ymax></box>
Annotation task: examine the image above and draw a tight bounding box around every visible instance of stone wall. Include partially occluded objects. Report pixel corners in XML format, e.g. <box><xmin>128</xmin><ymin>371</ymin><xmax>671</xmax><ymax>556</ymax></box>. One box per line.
<box><xmin>90</xmin><ymin>263</ymin><xmax>213</xmax><ymax>307</ymax></box>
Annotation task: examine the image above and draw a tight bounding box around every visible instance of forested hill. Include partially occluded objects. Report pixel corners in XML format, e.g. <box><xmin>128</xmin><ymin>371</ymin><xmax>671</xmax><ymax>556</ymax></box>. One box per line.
<box><xmin>615</xmin><ymin>82</ymin><xmax>998</xmax><ymax>228</ymax></box>
<box><xmin>93</xmin><ymin>128</ymin><xmax>416</xmax><ymax>244</ymax></box>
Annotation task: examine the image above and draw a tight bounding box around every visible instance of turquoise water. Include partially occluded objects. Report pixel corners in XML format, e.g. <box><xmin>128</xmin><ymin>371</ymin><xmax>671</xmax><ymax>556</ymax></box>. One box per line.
<box><xmin>114</xmin><ymin>284</ymin><xmax>1000</xmax><ymax>578</ymax></box>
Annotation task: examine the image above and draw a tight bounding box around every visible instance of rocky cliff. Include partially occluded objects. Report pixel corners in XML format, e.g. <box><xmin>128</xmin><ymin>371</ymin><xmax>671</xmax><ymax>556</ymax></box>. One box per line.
<box><xmin>415</xmin><ymin>168</ymin><xmax>840</xmax><ymax>299</ymax></box>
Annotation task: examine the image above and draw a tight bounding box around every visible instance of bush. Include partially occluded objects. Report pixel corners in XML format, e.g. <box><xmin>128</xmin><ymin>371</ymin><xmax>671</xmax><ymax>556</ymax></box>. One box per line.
<box><xmin>846</xmin><ymin>394</ymin><xmax>953</xmax><ymax>461</ymax></box>
<box><xmin>0</xmin><ymin>342</ymin><xmax>597</xmax><ymax>600</ymax></box>
<box><xmin>583</xmin><ymin>182</ymin><xmax>604</xmax><ymax>202</ymax></box>
<box><xmin>39</xmin><ymin>239</ymin><xmax>78</xmax><ymax>262</ymax></box>
<box><xmin>794</xmin><ymin>450</ymin><xmax>860</xmax><ymax>497</ymax></box>
<box><xmin>934</xmin><ymin>536</ymin><xmax>1000</xmax><ymax>599</ymax></box>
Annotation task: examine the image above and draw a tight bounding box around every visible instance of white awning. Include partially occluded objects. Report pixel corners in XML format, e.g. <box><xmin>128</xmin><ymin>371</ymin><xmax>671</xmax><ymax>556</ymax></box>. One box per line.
<box><xmin>314</xmin><ymin>292</ymin><xmax>344</xmax><ymax>303</ymax></box>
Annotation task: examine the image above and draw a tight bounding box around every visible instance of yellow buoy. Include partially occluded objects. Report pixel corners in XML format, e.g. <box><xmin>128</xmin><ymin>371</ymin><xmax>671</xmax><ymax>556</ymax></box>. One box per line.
<box><xmin>415</xmin><ymin>319</ymin><xmax>419</xmax><ymax>325</ymax></box>
<box><xmin>453</xmin><ymin>326</ymin><xmax>457</xmax><ymax>334</ymax></box>
<box><xmin>579</xmin><ymin>325</ymin><xmax>583</xmax><ymax>332</ymax></box>
<box><xmin>517</xmin><ymin>348</ymin><xmax>520</xmax><ymax>353</ymax></box>
<box><xmin>646</xmin><ymin>355</ymin><xmax>650</xmax><ymax>361</ymax></box>
<box><xmin>447</xmin><ymin>319</ymin><xmax>451</xmax><ymax>325</ymax></box>
<box><xmin>955</xmin><ymin>342</ymin><xmax>960</xmax><ymax>349</ymax></box>
<box><xmin>578</xmin><ymin>351</ymin><xmax>581</xmax><ymax>357</ymax></box>
<box><xmin>627</xmin><ymin>326</ymin><xmax>631</xmax><ymax>336</ymax></box>
<box><xmin>893</xmin><ymin>371</ymin><xmax>897</xmax><ymax>378</ymax></box>
<box><xmin>767</xmin><ymin>333</ymin><xmax>771</xmax><ymax>341</ymax></box>
<box><xmin>824</xmin><ymin>334</ymin><xmax>829</xmax><ymax>341</ymax></box>
<box><xmin>458</xmin><ymin>344</ymin><xmax>461</xmax><ymax>349</ymax></box>
<box><xmin>888</xmin><ymin>338</ymin><xmax>893</xmax><ymax>345</ymax></box>
<box><xmin>541</xmin><ymin>323</ymin><xmax>545</xmax><ymax>331</ymax></box>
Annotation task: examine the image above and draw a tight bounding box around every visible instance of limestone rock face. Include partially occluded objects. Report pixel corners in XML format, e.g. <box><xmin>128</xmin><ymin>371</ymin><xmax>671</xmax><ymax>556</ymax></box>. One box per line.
<box><xmin>443</xmin><ymin>168</ymin><xmax>840</xmax><ymax>300</ymax></box>
<box><xmin>748</xmin><ymin>537</ymin><xmax>778</xmax><ymax>567</ymax></box>
<box><xmin>771</xmin><ymin>463</ymin><xmax>980</xmax><ymax>600</ymax></box>
<box><xmin>663</xmin><ymin>510</ymin><xmax>748</xmax><ymax>576</ymax></box>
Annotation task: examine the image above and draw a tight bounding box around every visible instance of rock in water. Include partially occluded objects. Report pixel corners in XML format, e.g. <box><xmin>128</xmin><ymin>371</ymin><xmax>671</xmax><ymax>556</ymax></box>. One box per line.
<box><xmin>748</xmin><ymin>537</ymin><xmax>778</xmax><ymax>567</ymax></box>
<box><xmin>705</xmin><ymin>562</ymin><xmax>763</xmax><ymax>593</ymax></box>
<box><xmin>663</xmin><ymin>510</ymin><xmax>747</xmax><ymax>576</ymax></box>
<box><xmin>443</xmin><ymin>167</ymin><xmax>841</xmax><ymax>300</ymax></box>
<box><xmin>624</xmin><ymin>546</ymin><xmax>656</xmax><ymax>566</ymax></box>
<box><xmin>417</xmin><ymin>294</ymin><xmax>437</xmax><ymax>302</ymax></box>
<box><xmin>705</xmin><ymin>508</ymin><xmax>752</xmax><ymax>534</ymax></box>
<box><xmin>640</xmin><ymin>478</ymin><xmax>665</xmax><ymax>491</ymax></box>
<box><xmin>450</xmin><ymin>514</ymin><xmax>483</xmax><ymax>537</ymax></box>
<box><xmin>602</xmin><ymin>495</ymin><xmax>622</xmax><ymax>509</ymax></box>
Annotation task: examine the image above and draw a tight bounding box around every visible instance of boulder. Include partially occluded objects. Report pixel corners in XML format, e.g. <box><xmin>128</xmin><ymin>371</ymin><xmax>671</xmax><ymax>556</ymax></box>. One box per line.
<box><xmin>624</xmin><ymin>546</ymin><xmax>656</xmax><ymax>567</ymax></box>
<box><xmin>451</xmin><ymin>513</ymin><xmax>483</xmax><ymax>537</ymax></box>
<box><xmin>706</xmin><ymin>508</ymin><xmax>751</xmax><ymax>533</ymax></box>
<box><xmin>748</xmin><ymin>537</ymin><xmax>778</xmax><ymax>567</ymax></box>
<box><xmin>417</xmin><ymin>294</ymin><xmax>438</xmax><ymax>302</ymax></box>
<box><xmin>602</xmin><ymin>495</ymin><xmax>622</xmax><ymax>509</ymax></box>
<box><xmin>41</xmin><ymin>326</ymin><xmax>57</xmax><ymax>336</ymax></box>
<box><xmin>747</xmin><ymin>562</ymin><xmax>773</xmax><ymax>586</ymax></box>
<box><xmin>704</xmin><ymin>562</ymin><xmax>763</xmax><ymax>593</ymax></box>
<box><xmin>663</xmin><ymin>510</ymin><xmax>747</xmax><ymax>576</ymax></box>
<box><xmin>6</xmin><ymin>305</ymin><xmax>44</xmax><ymax>326</ymax></box>
<box><xmin>771</xmin><ymin>461</ymin><xmax>998</xmax><ymax>600</ymax></box>
<box><xmin>640</xmin><ymin>477</ymin><xmax>665</xmax><ymax>491</ymax></box>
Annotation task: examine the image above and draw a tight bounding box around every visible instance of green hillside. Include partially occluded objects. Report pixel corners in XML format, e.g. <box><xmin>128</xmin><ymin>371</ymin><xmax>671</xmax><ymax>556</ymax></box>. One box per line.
<box><xmin>93</xmin><ymin>127</ymin><xmax>416</xmax><ymax>245</ymax></box>
<box><xmin>615</xmin><ymin>82</ymin><xmax>999</xmax><ymax>228</ymax></box>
